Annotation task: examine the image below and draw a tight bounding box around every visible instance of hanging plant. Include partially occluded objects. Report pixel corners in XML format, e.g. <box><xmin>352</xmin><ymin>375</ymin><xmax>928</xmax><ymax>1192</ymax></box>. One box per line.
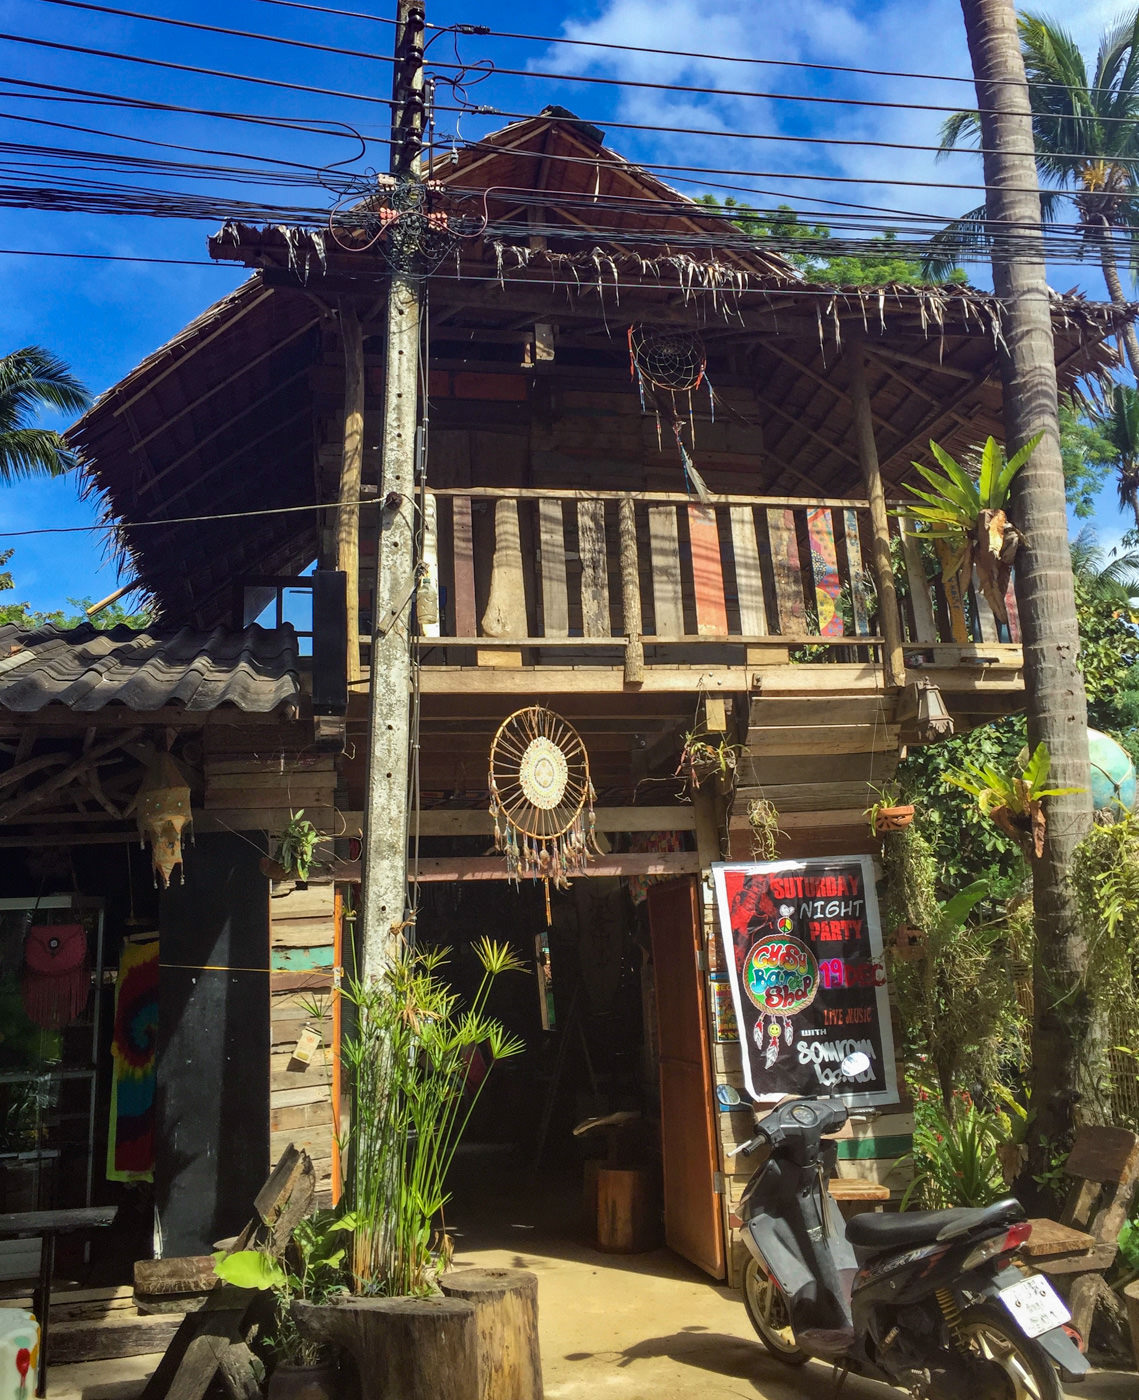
<box><xmin>262</xmin><ymin>811</ymin><xmax>325</xmax><ymax>883</ymax></box>
<box><xmin>745</xmin><ymin>797</ymin><xmax>783</xmax><ymax>861</ymax></box>
<box><xmin>896</xmin><ymin>432</ymin><xmax>1041</xmax><ymax>625</ymax></box>
<box><xmin>864</xmin><ymin>783</ymin><xmax>915</xmax><ymax>837</ymax></box>
<box><xmin>676</xmin><ymin>730</ymin><xmax>743</xmax><ymax>796</ymax></box>
<box><xmin>943</xmin><ymin>742</ymin><xmax>1082</xmax><ymax>858</ymax></box>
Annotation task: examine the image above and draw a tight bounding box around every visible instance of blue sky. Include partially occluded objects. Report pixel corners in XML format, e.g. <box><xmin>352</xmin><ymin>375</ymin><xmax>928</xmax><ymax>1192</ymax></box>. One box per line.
<box><xmin>0</xmin><ymin>0</ymin><xmax>1131</xmax><ymax>613</ymax></box>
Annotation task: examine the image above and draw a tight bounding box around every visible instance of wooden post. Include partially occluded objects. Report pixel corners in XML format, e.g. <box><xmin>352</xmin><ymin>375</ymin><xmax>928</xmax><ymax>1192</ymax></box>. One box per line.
<box><xmin>438</xmin><ymin>1269</ymin><xmax>543</xmax><ymax>1400</ymax></box>
<box><xmin>337</xmin><ymin>303</ymin><xmax>365</xmax><ymax>684</ymax></box>
<box><xmin>293</xmin><ymin>1297</ymin><xmax>478</xmax><ymax>1400</ymax></box>
<box><xmin>360</xmin><ymin>0</ymin><xmax>424</xmax><ymax>977</ymax></box>
<box><xmin>847</xmin><ymin>337</ymin><xmax>906</xmax><ymax>688</ymax></box>
<box><xmin>618</xmin><ymin>497</ymin><xmax>644</xmax><ymax>685</ymax></box>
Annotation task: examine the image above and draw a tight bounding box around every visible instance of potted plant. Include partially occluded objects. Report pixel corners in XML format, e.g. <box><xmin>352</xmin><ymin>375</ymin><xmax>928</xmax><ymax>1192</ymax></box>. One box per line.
<box><xmin>261</xmin><ymin>811</ymin><xmax>326</xmax><ymax>884</ymax></box>
<box><xmin>943</xmin><ymin>742</ymin><xmax>1083</xmax><ymax>858</ymax></box>
<box><xmin>864</xmin><ymin>784</ymin><xmax>915</xmax><ymax>836</ymax></box>
<box><xmin>213</xmin><ymin>1210</ymin><xmax>355</xmax><ymax>1400</ymax></box>
<box><xmin>896</xmin><ymin>432</ymin><xmax>1041</xmax><ymax>625</ymax></box>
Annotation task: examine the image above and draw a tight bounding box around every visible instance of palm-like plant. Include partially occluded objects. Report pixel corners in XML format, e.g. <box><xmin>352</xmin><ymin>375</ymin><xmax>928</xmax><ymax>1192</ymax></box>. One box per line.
<box><xmin>897</xmin><ymin>432</ymin><xmax>1041</xmax><ymax>624</ymax></box>
<box><xmin>1097</xmin><ymin>383</ymin><xmax>1139</xmax><ymax>526</ymax></box>
<box><xmin>926</xmin><ymin>10</ymin><xmax>1139</xmax><ymax>376</ymax></box>
<box><xmin>0</xmin><ymin>347</ymin><xmax>90</xmax><ymax>481</ymax></box>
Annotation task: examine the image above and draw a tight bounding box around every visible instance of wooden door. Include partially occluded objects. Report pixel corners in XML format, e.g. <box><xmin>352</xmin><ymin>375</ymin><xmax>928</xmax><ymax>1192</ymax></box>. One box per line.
<box><xmin>647</xmin><ymin>878</ymin><xmax>725</xmax><ymax>1279</ymax></box>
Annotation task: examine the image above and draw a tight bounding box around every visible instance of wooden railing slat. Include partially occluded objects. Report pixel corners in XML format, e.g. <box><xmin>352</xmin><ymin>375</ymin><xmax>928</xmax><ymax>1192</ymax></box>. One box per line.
<box><xmin>806</xmin><ymin>507</ymin><xmax>844</xmax><ymax>638</ymax></box>
<box><xmin>577</xmin><ymin>500</ymin><xmax>611</xmax><ymax>637</ymax></box>
<box><xmin>421</xmin><ymin>491</ymin><xmax>441</xmax><ymax>639</ymax></box>
<box><xmin>451</xmin><ymin>495</ymin><xmax>477</xmax><ymax>639</ymax></box>
<box><xmin>766</xmin><ymin>508</ymin><xmax>807</xmax><ymax>634</ymax></box>
<box><xmin>972</xmin><ymin>565</ymin><xmax>1000</xmax><ymax>643</ymax></box>
<box><xmin>537</xmin><ymin>499</ymin><xmax>569</xmax><ymax>637</ymax></box>
<box><xmin>899</xmin><ymin>517</ymin><xmax>936</xmax><ymax>644</ymax></box>
<box><xmin>842</xmin><ymin>509</ymin><xmax>871</xmax><ymax>637</ymax></box>
<box><xmin>729</xmin><ymin>506</ymin><xmax>767</xmax><ymax>637</ymax></box>
<box><xmin>934</xmin><ymin>538</ymin><xmax>969</xmax><ymax>644</ymax></box>
<box><xmin>648</xmin><ymin>505</ymin><xmax>684</xmax><ymax>637</ymax></box>
<box><xmin>688</xmin><ymin>504</ymin><xmax>728</xmax><ymax>636</ymax></box>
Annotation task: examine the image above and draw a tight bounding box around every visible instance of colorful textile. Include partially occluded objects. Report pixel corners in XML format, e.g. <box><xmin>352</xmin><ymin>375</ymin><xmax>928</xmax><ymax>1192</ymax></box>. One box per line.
<box><xmin>107</xmin><ymin>937</ymin><xmax>158</xmax><ymax>1182</ymax></box>
<box><xmin>625</xmin><ymin>830</ymin><xmax>683</xmax><ymax>905</ymax></box>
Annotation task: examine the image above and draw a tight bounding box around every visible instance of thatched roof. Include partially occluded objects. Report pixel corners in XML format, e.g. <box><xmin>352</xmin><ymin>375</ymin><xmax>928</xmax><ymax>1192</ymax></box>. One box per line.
<box><xmin>68</xmin><ymin>113</ymin><xmax>1134</xmax><ymax>627</ymax></box>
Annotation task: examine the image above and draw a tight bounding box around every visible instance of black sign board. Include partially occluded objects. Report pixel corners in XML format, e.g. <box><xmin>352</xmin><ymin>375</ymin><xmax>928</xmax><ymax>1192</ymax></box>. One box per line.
<box><xmin>711</xmin><ymin>857</ymin><xmax>897</xmax><ymax>1105</ymax></box>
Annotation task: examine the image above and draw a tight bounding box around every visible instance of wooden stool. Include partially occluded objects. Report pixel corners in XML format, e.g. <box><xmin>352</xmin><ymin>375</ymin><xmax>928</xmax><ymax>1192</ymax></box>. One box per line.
<box><xmin>596</xmin><ymin>1168</ymin><xmax>659</xmax><ymax>1253</ymax></box>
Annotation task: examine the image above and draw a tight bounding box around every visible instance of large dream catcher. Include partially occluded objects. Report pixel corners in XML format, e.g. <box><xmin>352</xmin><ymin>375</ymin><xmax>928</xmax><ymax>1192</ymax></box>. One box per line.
<box><xmin>489</xmin><ymin>706</ymin><xmax>598</xmax><ymax>899</ymax></box>
<box><xmin>628</xmin><ymin>324</ymin><xmax>713</xmax><ymax>501</ymax></box>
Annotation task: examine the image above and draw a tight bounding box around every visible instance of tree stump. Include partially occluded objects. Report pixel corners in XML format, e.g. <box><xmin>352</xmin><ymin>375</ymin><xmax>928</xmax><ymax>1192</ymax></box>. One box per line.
<box><xmin>292</xmin><ymin>1297</ymin><xmax>478</xmax><ymax>1400</ymax></box>
<box><xmin>596</xmin><ymin>1167</ymin><xmax>658</xmax><ymax>1253</ymax></box>
<box><xmin>438</xmin><ymin>1268</ymin><xmax>542</xmax><ymax>1400</ymax></box>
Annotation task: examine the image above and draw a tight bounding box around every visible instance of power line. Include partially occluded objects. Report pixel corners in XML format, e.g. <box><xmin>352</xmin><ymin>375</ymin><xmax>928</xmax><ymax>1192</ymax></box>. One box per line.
<box><xmin>0</xmin><ymin>32</ymin><xmax>397</xmax><ymax>108</ymax></box>
<box><xmin>33</xmin><ymin>0</ymin><xmax>396</xmax><ymax>70</ymax></box>
<box><xmin>0</xmin><ymin>247</ymin><xmax>225</xmax><ymax>265</ymax></box>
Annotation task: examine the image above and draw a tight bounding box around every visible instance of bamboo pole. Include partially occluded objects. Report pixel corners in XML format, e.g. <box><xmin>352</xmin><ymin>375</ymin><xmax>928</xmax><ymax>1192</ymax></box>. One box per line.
<box><xmin>847</xmin><ymin>336</ymin><xmax>906</xmax><ymax>688</ymax></box>
<box><xmin>617</xmin><ymin>498</ymin><xmax>644</xmax><ymax>685</ymax></box>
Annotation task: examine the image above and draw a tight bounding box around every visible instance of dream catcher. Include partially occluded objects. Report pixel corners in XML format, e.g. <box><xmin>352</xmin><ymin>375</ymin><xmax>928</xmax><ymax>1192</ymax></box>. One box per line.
<box><xmin>489</xmin><ymin>706</ymin><xmax>598</xmax><ymax>908</ymax></box>
<box><xmin>628</xmin><ymin>324</ymin><xmax>713</xmax><ymax>501</ymax></box>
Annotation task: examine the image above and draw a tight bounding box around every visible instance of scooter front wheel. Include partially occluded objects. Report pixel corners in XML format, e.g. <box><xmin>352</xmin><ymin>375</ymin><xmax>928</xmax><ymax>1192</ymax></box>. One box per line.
<box><xmin>957</xmin><ymin>1303</ymin><xmax>1063</xmax><ymax>1400</ymax></box>
<box><xmin>741</xmin><ymin>1258</ymin><xmax>808</xmax><ymax>1365</ymax></box>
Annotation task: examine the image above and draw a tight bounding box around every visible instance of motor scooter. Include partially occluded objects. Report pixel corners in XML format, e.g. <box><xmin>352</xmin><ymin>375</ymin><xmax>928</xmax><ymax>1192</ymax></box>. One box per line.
<box><xmin>733</xmin><ymin>1053</ymin><xmax>1087</xmax><ymax>1400</ymax></box>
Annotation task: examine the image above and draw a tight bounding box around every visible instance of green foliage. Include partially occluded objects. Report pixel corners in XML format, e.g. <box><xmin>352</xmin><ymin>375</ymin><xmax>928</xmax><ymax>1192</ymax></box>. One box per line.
<box><xmin>213</xmin><ymin>1210</ymin><xmax>355</xmax><ymax>1365</ymax></box>
<box><xmin>1061</xmin><ymin>402</ymin><xmax>1116</xmax><ymax>519</ymax></box>
<box><xmin>1097</xmin><ymin>384</ymin><xmax>1139</xmax><ymax>523</ymax></box>
<box><xmin>272</xmin><ymin>811</ymin><xmax>322</xmax><ymax>882</ymax></box>
<box><xmin>1069</xmin><ymin>813</ymin><xmax>1139</xmax><ymax>1126</ymax></box>
<box><xmin>343</xmin><ymin>938</ymin><xmax>525</xmax><ymax>1296</ymax></box>
<box><xmin>695</xmin><ymin>196</ymin><xmax>966</xmax><ymax>285</ymax></box>
<box><xmin>882</xmin><ymin>825</ymin><xmax>1027</xmax><ymax>1099</ymax></box>
<box><xmin>903</xmin><ymin>1082</ymin><xmax>1007</xmax><ymax>1210</ymax></box>
<box><xmin>898</xmin><ymin>434</ymin><xmax>1040</xmax><ymax>539</ymax></box>
<box><xmin>944</xmin><ymin>742</ymin><xmax>1080</xmax><ymax>817</ymax></box>
<box><xmin>0</xmin><ymin>346</ymin><xmax>89</xmax><ymax>482</ymax></box>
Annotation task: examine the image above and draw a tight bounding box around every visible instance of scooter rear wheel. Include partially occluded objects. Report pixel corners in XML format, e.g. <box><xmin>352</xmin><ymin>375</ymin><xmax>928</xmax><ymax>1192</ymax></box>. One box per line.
<box><xmin>741</xmin><ymin>1258</ymin><xmax>808</xmax><ymax>1365</ymax></box>
<box><xmin>957</xmin><ymin>1303</ymin><xmax>1063</xmax><ymax>1400</ymax></box>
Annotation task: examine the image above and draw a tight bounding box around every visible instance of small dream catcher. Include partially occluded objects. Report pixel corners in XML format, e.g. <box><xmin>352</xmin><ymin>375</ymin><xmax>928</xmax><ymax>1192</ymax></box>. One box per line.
<box><xmin>489</xmin><ymin>706</ymin><xmax>598</xmax><ymax>906</ymax></box>
<box><xmin>628</xmin><ymin>324</ymin><xmax>713</xmax><ymax>501</ymax></box>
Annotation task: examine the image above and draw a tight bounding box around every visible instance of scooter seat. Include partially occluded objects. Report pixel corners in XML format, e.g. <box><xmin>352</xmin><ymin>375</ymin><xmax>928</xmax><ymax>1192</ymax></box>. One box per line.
<box><xmin>845</xmin><ymin>1197</ymin><xmax>1023</xmax><ymax>1251</ymax></box>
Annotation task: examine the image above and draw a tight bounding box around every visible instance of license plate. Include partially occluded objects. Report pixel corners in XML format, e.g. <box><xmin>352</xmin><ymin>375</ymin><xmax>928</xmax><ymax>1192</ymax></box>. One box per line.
<box><xmin>998</xmin><ymin>1274</ymin><xmax>1070</xmax><ymax>1339</ymax></box>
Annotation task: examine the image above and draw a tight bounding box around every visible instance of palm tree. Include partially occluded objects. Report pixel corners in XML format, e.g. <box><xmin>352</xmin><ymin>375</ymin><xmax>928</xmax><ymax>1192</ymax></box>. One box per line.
<box><xmin>1098</xmin><ymin>382</ymin><xmax>1139</xmax><ymax>526</ymax></box>
<box><xmin>0</xmin><ymin>347</ymin><xmax>90</xmax><ymax>482</ymax></box>
<box><xmin>928</xmin><ymin>10</ymin><xmax>1139</xmax><ymax>377</ymax></box>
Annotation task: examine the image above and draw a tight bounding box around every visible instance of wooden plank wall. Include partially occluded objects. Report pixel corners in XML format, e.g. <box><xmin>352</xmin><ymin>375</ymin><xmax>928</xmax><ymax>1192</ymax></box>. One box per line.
<box><xmin>203</xmin><ymin>730</ymin><xmax>337</xmax><ymax>833</ymax></box>
<box><xmin>269</xmin><ymin>883</ymin><xmax>337</xmax><ymax>1204</ymax></box>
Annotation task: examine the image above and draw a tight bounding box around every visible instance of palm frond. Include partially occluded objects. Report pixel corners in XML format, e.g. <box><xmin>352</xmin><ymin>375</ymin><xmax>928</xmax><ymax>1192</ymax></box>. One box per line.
<box><xmin>0</xmin><ymin>429</ymin><xmax>77</xmax><ymax>481</ymax></box>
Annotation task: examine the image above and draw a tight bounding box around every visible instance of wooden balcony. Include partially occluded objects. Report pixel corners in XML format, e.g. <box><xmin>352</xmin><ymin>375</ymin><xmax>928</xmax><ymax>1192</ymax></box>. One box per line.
<box><xmin>407</xmin><ymin>487</ymin><xmax>1022</xmax><ymax>694</ymax></box>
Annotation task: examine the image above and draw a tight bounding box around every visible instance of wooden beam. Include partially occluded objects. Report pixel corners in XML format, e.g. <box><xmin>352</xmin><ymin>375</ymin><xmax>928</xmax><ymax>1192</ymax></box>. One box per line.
<box><xmin>864</xmin><ymin>344</ymin><xmax>979</xmax><ymax>381</ymax></box>
<box><xmin>128</xmin><ymin>318</ymin><xmax>321</xmax><ymax>455</ymax></box>
<box><xmin>753</xmin><ymin>392</ymin><xmax>863</xmax><ymax>472</ymax></box>
<box><xmin>417</xmin><ymin>666</ymin><xmax>748</xmax><ymax>694</ymax></box>
<box><xmin>408</xmin><ymin>852</ymin><xmax>700</xmax><ymax>881</ymax></box>
<box><xmin>111</xmin><ymin>288</ymin><xmax>275</xmax><ymax>417</ymax></box>
<box><xmin>337</xmin><ymin>303</ymin><xmax>365</xmax><ymax>685</ymax></box>
<box><xmin>0</xmin><ymin>730</ymin><xmax>143</xmax><ymax>824</ymax></box>
<box><xmin>429</xmin><ymin>486</ymin><xmax>870</xmax><ymax>508</ymax></box>
<box><xmin>847</xmin><ymin>337</ymin><xmax>906</xmax><ymax>688</ymax></box>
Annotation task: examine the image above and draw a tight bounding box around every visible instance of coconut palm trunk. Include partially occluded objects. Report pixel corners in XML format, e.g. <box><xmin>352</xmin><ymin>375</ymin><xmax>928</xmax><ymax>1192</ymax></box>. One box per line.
<box><xmin>960</xmin><ymin>0</ymin><xmax>1094</xmax><ymax>1184</ymax></box>
<box><xmin>1092</xmin><ymin>226</ymin><xmax>1139</xmax><ymax>379</ymax></box>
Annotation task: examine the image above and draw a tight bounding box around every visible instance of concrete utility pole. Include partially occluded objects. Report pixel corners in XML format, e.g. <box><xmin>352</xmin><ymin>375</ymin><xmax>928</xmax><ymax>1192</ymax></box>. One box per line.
<box><xmin>359</xmin><ymin>0</ymin><xmax>426</xmax><ymax>977</ymax></box>
<box><xmin>959</xmin><ymin>0</ymin><xmax>1093</xmax><ymax>1167</ymax></box>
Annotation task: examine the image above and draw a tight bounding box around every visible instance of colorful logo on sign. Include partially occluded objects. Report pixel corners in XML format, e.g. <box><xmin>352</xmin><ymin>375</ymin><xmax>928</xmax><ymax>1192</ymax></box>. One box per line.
<box><xmin>743</xmin><ymin>936</ymin><xmax>819</xmax><ymax>1016</ymax></box>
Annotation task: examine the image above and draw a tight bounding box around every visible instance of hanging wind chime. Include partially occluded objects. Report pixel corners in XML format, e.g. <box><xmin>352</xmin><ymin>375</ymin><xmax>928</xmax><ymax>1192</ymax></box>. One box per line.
<box><xmin>628</xmin><ymin>323</ymin><xmax>713</xmax><ymax>501</ymax></box>
<box><xmin>489</xmin><ymin>706</ymin><xmax>598</xmax><ymax>918</ymax></box>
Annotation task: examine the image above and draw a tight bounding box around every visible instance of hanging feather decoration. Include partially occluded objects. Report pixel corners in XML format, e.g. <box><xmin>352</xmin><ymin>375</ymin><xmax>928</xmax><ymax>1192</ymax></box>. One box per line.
<box><xmin>628</xmin><ymin>324</ymin><xmax>712</xmax><ymax>501</ymax></box>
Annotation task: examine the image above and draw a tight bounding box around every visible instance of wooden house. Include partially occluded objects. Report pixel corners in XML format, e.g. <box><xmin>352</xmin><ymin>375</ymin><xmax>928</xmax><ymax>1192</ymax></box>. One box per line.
<box><xmin>0</xmin><ymin>111</ymin><xmax>1126</xmax><ymax>1286</ymax></box>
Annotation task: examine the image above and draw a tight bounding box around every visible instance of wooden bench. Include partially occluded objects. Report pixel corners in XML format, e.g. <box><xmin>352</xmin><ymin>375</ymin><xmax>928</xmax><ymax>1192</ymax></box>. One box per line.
<box><xmin>1023</xmin><ymin>1124</ymin><xmax>1139</xmax><ymax>1342</ymax></box>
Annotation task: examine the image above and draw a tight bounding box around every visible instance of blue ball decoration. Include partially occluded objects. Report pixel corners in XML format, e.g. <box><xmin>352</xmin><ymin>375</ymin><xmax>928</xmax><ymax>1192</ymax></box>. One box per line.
<box><xmin>1088</xmin><ymin>728</ymin><xmax>1136</xmax><ymax>815</ymax></box>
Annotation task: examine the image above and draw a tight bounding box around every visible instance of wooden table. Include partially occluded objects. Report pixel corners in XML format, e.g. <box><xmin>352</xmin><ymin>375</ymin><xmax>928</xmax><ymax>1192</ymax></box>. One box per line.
<box><xmin>0</xmin><ymin>1206</ymin><xmax>117</xmax><ymax>1397</ymax></box>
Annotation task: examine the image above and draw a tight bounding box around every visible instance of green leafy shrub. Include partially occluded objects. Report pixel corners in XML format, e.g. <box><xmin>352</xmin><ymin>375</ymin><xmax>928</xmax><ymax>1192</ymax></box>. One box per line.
<box><xmin>903</xmin><ymin>1083</ymin><xmax>1007</xmax><ymax>1210</ymax></box>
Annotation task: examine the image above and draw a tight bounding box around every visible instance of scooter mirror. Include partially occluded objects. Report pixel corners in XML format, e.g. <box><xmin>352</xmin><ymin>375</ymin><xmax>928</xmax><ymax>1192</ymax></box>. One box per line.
<box><xmin>840</xmin><ymin>1050</ymin><xmax>871</xmax><ymax>1080</ymax></box>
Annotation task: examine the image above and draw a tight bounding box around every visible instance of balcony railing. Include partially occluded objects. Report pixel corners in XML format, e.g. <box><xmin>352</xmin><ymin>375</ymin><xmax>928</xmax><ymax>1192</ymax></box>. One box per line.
<box><xmin>417</xmin><ymin>488</ymin><xmax>1018</xmax><ymax>674</ymax></box>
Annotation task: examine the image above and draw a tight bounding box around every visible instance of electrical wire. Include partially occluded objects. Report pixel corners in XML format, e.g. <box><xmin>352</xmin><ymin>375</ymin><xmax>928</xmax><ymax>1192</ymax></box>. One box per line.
<box><xmin>0</xmin><ymin>248</ymin><xmax>222</xmax><ymax>265</ymax></box>
<box><xmin>0</xmin><ymin>32</ymin><xmax>398</xmax><ymax>108</ymax></box>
